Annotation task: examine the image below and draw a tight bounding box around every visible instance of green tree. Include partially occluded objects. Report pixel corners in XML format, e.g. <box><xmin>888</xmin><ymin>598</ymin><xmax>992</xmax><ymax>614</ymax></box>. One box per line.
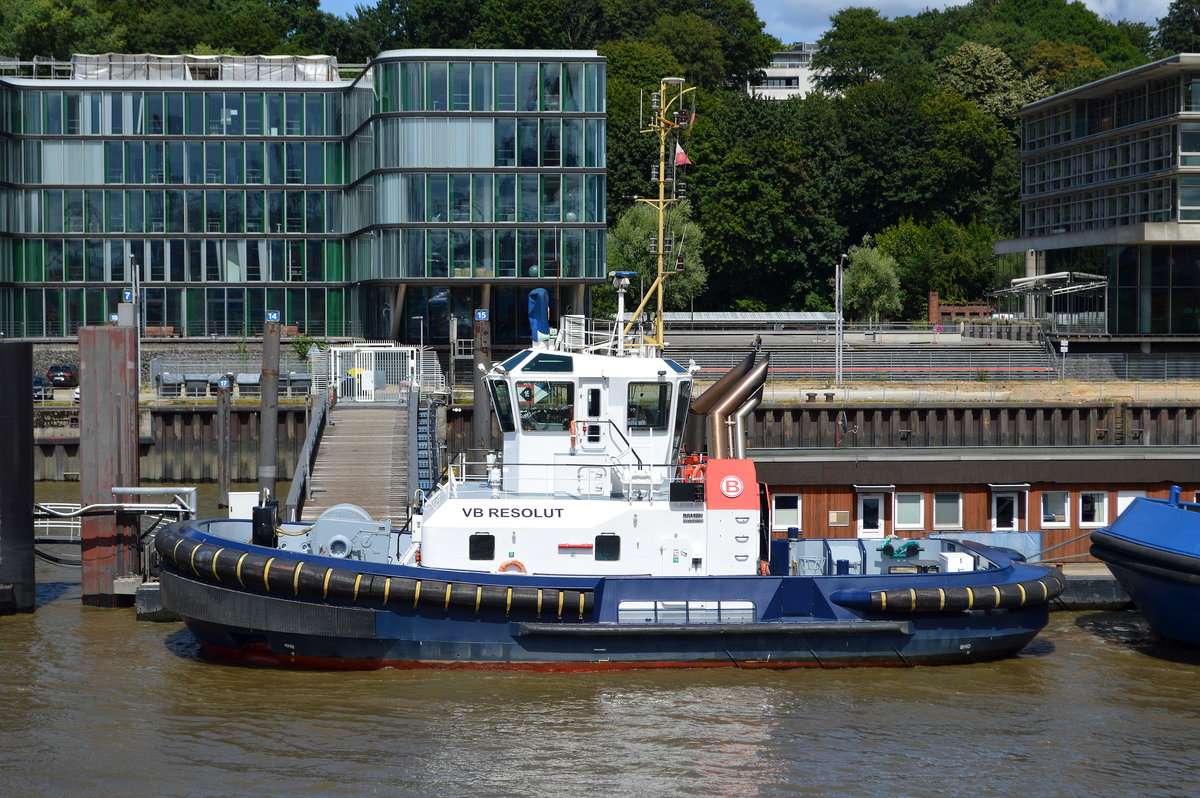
<box><xmin>842</xmin><ymin>240</ymin><xmax>901</xmax><ymax>324</ymax></box>
<box><xmin>1156</xmin><ymin>0</ymin><xmax>1200</xmax><ymax>55</ymax></box>
<box><xmin>598</xmin><ymin>200</ymin><xmax>706</xmax><ymax>316</ymax></box>
<box><xmin>812</xmin><ymin>7</ymin><xmax>913</xmax><ymax>92</ymax></box>
<box><xmin>940</xmin><ymin>41</ymin><xmax>1047</xmax><ymax>117</ymax></box>
<box><xmin>1023</xmin><ymin>40</ymin><xmax>1106</xmax><ymax>93</ymax></box>
<box><xmin>645</xmin><ymin>12</ymin><xmax>726</xmax><ymax>90</ymax></box>
<box><xmin>0</xmin><ymin>0</ymin><xmax>125</xmax><ymax>59</ymax></box>
<box><xmin>876</xmin><ymin>217</ymin><xmax>999</xmax><ymax>318</ymax></box>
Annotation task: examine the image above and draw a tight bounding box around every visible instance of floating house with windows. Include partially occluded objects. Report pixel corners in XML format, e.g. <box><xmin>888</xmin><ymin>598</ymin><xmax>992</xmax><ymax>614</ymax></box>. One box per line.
<box><xmin>0</xmin><ymin>50</ymin><xmax>607</xmax><ymax>345</ymax></box>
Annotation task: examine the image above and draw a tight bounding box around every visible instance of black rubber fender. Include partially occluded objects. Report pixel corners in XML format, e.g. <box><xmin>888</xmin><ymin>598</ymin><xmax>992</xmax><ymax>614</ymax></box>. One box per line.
<box><xmin>830</xmin><ymin>569</ymin><xmax>1066</xmax><ymax>613</ymax></box>
<box><xmin>1090</xmin><ymin>530</ymin><xmax>1200</xmax><ymax>578</ymax></box>
<box><xmin>155</xmin><ymin>526</ymin><xmax>594</xmax><ymax>618</ymax></box>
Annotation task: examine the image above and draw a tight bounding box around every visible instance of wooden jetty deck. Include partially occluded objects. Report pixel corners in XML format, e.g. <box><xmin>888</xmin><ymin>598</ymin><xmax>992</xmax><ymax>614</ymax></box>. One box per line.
<box><xmin>300</xmin><ymin>405</ymin><xmax>410</xmax><ymax>523</ymax></box>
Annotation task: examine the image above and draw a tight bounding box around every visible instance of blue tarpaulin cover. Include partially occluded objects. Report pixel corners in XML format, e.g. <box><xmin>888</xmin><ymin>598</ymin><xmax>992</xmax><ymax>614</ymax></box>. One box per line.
<box><xmin>528</xmin><ymin>288</ymin><xmax>550</xmax><ymax>344</ymax></box>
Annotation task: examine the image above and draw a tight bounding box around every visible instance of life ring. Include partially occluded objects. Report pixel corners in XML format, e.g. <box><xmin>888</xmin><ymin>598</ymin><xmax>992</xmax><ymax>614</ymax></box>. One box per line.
<box><xmin>757</xmin><ymin>559</ymin><xmax>771</xmax><ymax>576</ymax></box>
<box><xmin>498</xmin><ymin>559</ymin><xmax>527</xmax><ymax>574</ymax></box>
<box><xmin>569</xmin><ymin>419</ymin><xmax>578</xmax><ymax>448</ymax></box>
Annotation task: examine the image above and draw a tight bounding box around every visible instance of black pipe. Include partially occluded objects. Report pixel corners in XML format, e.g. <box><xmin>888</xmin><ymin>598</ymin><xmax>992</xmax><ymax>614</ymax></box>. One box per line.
<box><xmin>0</xmin><ymin>342</ymin><xmax>34</xmax><ymax>614</ymax></box>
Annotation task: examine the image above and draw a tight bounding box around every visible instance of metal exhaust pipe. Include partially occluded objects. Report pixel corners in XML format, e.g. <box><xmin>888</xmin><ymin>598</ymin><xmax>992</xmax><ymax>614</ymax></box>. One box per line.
<box><xmin>707</xmin><ymin>354</ymin><xmax>770</xmax><ymax>460</ymax></box>
<box><xmin>731</xmin><ymin>385</ymin><xmax>764</xmax><ymax>460</ymax></box>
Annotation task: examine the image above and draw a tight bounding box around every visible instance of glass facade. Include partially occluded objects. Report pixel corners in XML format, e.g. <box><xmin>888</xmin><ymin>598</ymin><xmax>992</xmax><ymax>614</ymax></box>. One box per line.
<box><xmin>1013</xmin><ymin>58</ymin><xmax>1200</xmax><ymax>336</ymax></box>
<box><xmin>0</xmin><ymin>50</ymin><xmax>607</xmax><ymax>341</ymax></box>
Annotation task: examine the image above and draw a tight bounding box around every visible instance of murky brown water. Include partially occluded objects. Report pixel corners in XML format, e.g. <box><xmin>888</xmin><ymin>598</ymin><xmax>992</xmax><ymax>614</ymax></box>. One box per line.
<box><xmin>3</xmin><ymin>485</ymin><xmax>1199</xmax><ymax>797</ymax></box>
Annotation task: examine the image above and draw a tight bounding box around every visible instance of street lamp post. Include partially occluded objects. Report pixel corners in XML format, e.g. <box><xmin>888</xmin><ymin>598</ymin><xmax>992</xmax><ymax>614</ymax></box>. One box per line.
<box><xmin>129</xmin><ymin>253</ymin><xmax>141</xmax><ymax>388</ymax></box>
<box><xmin>412</xmin><ymin>315</ymin><xmax>424</xmax><ymax>386</ymax></box>
<box><xmin>835</xmin><ymin>253</ymin><xmax>847</xmax><ymax>387</ymax></box>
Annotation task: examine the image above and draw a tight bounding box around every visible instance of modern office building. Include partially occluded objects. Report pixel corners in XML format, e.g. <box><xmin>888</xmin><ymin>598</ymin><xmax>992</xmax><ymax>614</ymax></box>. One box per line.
<box><xmin>997</xmin><ymin>54</ymin><xmax>1200</xmax><ymax>343</ymax></box>
<box><xmin>0</xmin><ymin>49</ymin><xmax>607</xmax><ymax>345</ymax></box>
<box><xmin>746</xmin><ymin>43</ymin><xmax>816</xmax><ymax>100</ymax></box>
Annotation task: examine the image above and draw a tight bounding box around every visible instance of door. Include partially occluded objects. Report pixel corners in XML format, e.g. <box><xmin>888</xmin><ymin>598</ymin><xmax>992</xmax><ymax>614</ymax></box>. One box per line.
<box><xmin>992</xmin><ymin>492</ymin><xmax>1019</xmax><ymax>531</ymax></box>
<box><xmin>577</xmin><ymin>381</ymin><xmax>607</xmax><ymax>453</ymax></box>
<box><xmin>857</xmin><ymin>493</ymin><xmax>885</xmax><ymax>539</ymax></box>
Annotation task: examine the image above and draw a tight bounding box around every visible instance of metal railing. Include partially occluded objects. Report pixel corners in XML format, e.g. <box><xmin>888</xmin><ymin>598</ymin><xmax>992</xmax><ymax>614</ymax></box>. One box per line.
<box><xmin>284</xmin><ymin>389</ymin><xmax>331</xmax><ymax>522</ymax></box>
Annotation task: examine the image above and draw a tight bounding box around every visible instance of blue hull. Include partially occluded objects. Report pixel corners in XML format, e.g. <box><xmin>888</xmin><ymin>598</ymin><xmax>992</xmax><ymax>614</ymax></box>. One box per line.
<box><xmin>158</xmin><ymin>522</ymin><xmax>1062</xmax><ymax>670</ymax></box>
<box><xmin>1091</xmin><ymin>495</ymin><xmax>1200</xmax><ymax>647</ymax></box>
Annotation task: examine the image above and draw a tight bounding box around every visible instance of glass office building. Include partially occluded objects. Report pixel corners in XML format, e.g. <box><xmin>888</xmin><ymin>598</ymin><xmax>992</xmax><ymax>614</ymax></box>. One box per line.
<box><xmin>0</xmin><ymin>50</ymin><xmax>607</xmax><ymax>344</ymax></box>
<box><xmin>998</xmin><ymin>54</ymin><xmax>1200</xmax><ymax>338</ymax></box>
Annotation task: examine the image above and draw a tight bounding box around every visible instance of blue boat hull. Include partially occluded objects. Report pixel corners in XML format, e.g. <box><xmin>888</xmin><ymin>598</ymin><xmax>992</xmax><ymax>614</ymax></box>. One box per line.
<box><xmin>157</xmin><ymin>522</ymin><xmax>1062</xmax><ymax>670</ymax></box>
<box><xmin>1091</xmin><ymin>495</ymin><xmax>1200</xmax><ymax>647</ymax></box>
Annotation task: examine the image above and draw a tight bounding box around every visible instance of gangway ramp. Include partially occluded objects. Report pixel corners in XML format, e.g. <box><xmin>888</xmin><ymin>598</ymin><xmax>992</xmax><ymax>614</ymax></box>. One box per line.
<box><xmin>301</xmin><ymin>405</ymin><xmax>410</xmax><ymax>524</ymax></box>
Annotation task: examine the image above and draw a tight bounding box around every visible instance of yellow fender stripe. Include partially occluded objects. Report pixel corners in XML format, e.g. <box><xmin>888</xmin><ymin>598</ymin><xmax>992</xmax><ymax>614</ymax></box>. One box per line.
<box><xmin>444</xmin><ymin>583</ymin><xmax>452</xmax><ymax>610</ymax></box>
<box><xmin>235</xmin><ymin>552</ymin><xmax>249</xmax><ymax>587</ymax></box>
<box><xmin>323</xmin><ymin>568</ymin><xmax>332</xmax><ymax>598</ymax></box>
<box><xmin>536</xmin><ymin>588</ymin><xmax>543</xmax><ymax>615</ymax></box>
<box><xmin>263</xmin><ymin>557</ymin><xmax>276</xmax><ymax>591</ymax></box>
<box><xmin>879</xmin><ymin>591</ymin><xmax>887</xmax><ymax>611</ymax></box>
<box><xmin>578</xmin><ymin>593</ymin><xmax>585</xmax><ymax>617</ymax></box>
<box><xmin>171</xmin><ymin>537</ymin><xmax>186</xmax><ymax>564</ymax></box>
<box><xmin>189</xmin><ymin>543</ymin><xmax>201</xmax><ymax>575</ymax></box>
<box><xmin>210</xmin><ymin>548</ymin><xmax>224</xmax><ymax>582</ymax></box>
<box><xmin>413</xmin><ymin>580</ymin><xmax>421</xmax><ymax>607</ymax></box>
<box><xmin>292</xmin><ymin>562</ymin><xmax>304</xmax><ymax>595</ymax></box>
<box><xmin>353</xmin><ymin>574</ymin><xmax>362</xmax><ymax>601</ymax></box>
<box><xmin>965</xmin><ymin>586</ymin><xmax>975</xmax><ymax>609</ymax></box>
<box><xmin>937</xmin><ymin>587</ymin><xmax>946</xmax><ymax>611</ymax></box>
<box><xmin>557</xmin><ymin>591</ymin><xmax>564</xmax><ymax>618</ymax></box>
<box><xmin>1038</xmin><ymin>579</ymin><xmax>1049</xmax><ymax>601</ymax></box>
<box><xmin>990</xmin><ymin>585</ymin><xmax>1001</xmax><ymax>608</ymax></box>
<box><xmin>383</xmin><ymin>577</ymin><xmax>391</xmax><ymax>604</ymax></box>
<box><xmin>908</xmin><ymin>588</ymin><xmax>917</xmax><ymax>611</ymax></box>
<box><xmin>475</xmin><ymin>586</ymin><xmax>482</xmax><ymax>612</ymax></box>
<box><xmin>506</xmin><ymin>587</ymin><xmax>513</xmax><ymax>616</ymax></box>
<box><xmin>1017</xmin><ymin>583</ymin><xmax>1027</xmax><ymax>606</ymax></box>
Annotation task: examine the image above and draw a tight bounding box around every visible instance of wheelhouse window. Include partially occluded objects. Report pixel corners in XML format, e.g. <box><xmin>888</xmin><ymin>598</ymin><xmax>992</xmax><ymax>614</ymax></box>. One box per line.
<box><xmin>488</xmin><ymin>379</ymin><xmax>516</xmax><ymax>433</ymax></box>
<box><xmin>628</xmin><ymin>382</ymin><xmax>671</xmax><ymax>430</ymax></box>
<box><xmin>516</xmin><ymin>381</ymin><xmax>574</xmax><ymax>431</ymax></box>
<box><xmin>1080</xmin><ymin>491</ymin><xmax>1107</xmax><ymax>526</ymax></box>
<box><xmin>595</xmin><ymin>534</ymin><xmax>620</xmax><ymax>561</ymax></box>
<box><xmin>933</xmin><ymin>492</ymin><xmax>962</xmax><ymax>530</ymax></box>
<box><xmin>772</xmin><ymin>494</ymin><xmax>800</xmax><ymax>532</ymax></box>
<box><xmin>468</xmin><ymin>533</ymin><xmax>495</xmax><ymax>560</ymax></box>
<box><xmin>1041</xmin><ymin>491</ymin><xmax>1070</xmax><ymax>527</ymax></box>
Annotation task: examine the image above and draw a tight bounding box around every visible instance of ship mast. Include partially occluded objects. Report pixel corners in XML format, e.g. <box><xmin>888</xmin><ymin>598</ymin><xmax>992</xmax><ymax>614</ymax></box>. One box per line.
<box><xmin>623</xmin><ymin>76</ymin><xmax>695</xmax><ymax>351</ymax></box>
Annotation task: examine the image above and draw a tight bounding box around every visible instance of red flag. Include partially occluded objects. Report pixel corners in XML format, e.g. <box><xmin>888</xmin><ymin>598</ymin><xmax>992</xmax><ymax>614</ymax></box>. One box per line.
<box><xmin>674</xmin><ymin>143</ymin><xmax>692</xmax><ymax>167</ymax></box>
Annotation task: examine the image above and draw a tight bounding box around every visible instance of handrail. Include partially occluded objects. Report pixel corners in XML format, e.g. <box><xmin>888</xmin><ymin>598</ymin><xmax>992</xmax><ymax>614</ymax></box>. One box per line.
<box><xmin>284</xmin><ymin>389</ymin><xmax>331</xmax><ymax>522</ymax></box>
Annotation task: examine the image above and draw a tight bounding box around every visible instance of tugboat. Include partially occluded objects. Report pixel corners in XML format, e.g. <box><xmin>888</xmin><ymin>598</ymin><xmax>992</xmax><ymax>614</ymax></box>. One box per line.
<box><xmin>1091</xmin><ymin>487</ymin><xmax>1200</xmax><ymax>647</ymax></box>
<box><xmin>156</xmin><ymin>76</ymin><xmax>1065</xmax><ymax>670</ymax></box>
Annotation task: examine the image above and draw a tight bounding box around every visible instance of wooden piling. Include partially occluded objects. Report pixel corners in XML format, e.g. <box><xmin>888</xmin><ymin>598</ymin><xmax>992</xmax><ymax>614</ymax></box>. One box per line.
<box><xmin>79</xmin><ymin>327</ymin><xmax>140</xmax><ymax>607</ymax></box>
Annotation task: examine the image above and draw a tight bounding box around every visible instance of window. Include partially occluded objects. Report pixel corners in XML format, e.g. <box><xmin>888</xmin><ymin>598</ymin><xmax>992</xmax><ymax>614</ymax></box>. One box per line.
<box><xmin>488</xmin><ymin>379</ymin><xmax>516</xmax><ymax>432</ymax></box>
<box><xmin>468</xmin><ymin>533</ymin><xmax>494</xmax><ymax>561</ymax></box>
<box><xmin>515</xmin><ymin>381</ymin><xmax>573</xmax><ymax>431</ymax></box>
<box><xmin>933</xmin><ymin>492</ymin><xmax>962</xmax><ymax>529</ymax></box>
<box><xmin>627</xmin><ymin>382</ymin><xmax>671</xmax><ymax>430</ymax></box>
<box><xmin>1041</xmin><ymin>491</ymin><xmax>1070</xmax><ymax>527</ymax></box>
<box><xmin>772</xmin><ymin>494</ymin><xmax>800</xmax><ymax>532</ymax></box>
<box><xmin>595</xmin><ymin>534</ymin><xmax>620</xmax><ymax>561</ymax></box>
<box><xmin>1080</xmin><ymin>491</ymin><xmax>1108</xmax><ymax>526</ymax></box>
<box><xmin>895</xmin><ymin>493</ymin><xmax>924</xmax><ymax>530</ymax></box>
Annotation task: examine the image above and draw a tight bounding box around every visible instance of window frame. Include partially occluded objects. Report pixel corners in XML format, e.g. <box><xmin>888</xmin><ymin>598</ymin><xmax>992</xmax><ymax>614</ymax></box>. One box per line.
<box><xmin>1079</xmin><ymin>491</ymin><xmax>1108</xmax><ymax>527</ymax></box>
<box><xmin>771</xmin><ymin>493</ymin><xmax>801</xmax><ymax>532</ymax></box>
<box><xmin>1041</xmin><ymin>490</ymin><xmax>1071</xmax><ymax>528</ymax></box>
<box><xmin>932</xmin><ymin>492</ymin><xmax>963</xmax><ymax>530</ymax></box>
<box><xmin>894</xmin><ymin>492</ymin><xmax>924</xmax><ymax>531</ymax></box>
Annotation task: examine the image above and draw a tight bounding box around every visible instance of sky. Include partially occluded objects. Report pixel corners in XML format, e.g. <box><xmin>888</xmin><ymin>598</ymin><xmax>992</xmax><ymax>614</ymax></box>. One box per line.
<box><xmin>317</xmin><ymin>0</ymin><xmax>1176</xmax><ymax>44</ymax></box>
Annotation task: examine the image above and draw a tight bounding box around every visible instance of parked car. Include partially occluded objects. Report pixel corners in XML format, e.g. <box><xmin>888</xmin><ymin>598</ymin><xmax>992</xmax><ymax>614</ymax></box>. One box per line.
<box><xmin>46</xmin><ymin>363</ymin><xmax>78</xmax><ymax>387</ymax></box>
<box><xmin>73</xmin><ymin>386</ymin><xmax>80</xmax><ymax>404</ymax></box>
<box><xmin>33</xmin><ymin>376</ymin><xmax>51</xmax><ymax>401</ymax></box>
